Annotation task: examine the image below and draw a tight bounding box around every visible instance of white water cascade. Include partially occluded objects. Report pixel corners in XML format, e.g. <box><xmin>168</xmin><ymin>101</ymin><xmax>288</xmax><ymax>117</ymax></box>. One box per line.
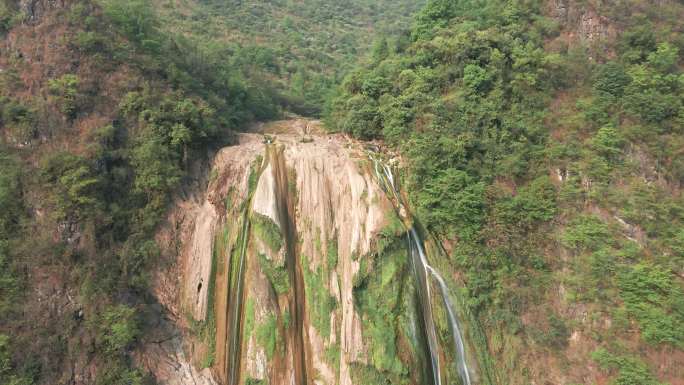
<box><xmin>371</xmin><ymin>153</ymin><xmax>473</xmax><ymax>385</ymax></box>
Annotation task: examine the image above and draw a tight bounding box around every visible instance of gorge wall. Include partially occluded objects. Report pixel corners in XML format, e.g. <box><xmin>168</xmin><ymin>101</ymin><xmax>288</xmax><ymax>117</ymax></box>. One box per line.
<box><xmin>143</xmin><ymin>119</ymin><xmax>479</xmax><ymax>385</ymax></box>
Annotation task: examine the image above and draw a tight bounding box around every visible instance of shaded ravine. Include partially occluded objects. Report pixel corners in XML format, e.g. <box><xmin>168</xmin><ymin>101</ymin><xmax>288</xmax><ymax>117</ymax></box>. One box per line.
<box><xmin>371</xmin><ymin>154</ymin><xmax>474</xmax><ymax>385</ymax></box>
<box><xmin>268</xmin><ymin>144</ymin><xmax>309</xmax><ymax>385</ymax></box>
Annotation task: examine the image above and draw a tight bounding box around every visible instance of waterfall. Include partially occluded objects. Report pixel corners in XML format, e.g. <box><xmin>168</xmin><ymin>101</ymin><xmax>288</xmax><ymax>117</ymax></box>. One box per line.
<box><xmin>427</xmin><ymin>262</ymin><xmax>472</xmax><ymax>385</ymax></box>
<box><xmin>371</xmin><ymin>153</ymin><xmax>473</xmax><ymax>385</ymax></box>
<box><xmin>407</xmin><ymin>227</ymin><xmax>443</xmax><ymax>385</ymax></box>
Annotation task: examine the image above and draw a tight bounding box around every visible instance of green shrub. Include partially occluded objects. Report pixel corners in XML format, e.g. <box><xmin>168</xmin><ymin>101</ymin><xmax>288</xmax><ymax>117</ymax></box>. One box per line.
<box><xmin>0</xmin><ymin>241</ymin><xmax>20</xmax><ymax>315</ymax></box>
<box><xmin>497</xmin><ymin>176</ymin><xmax>557</xmax><ymax>229</ymax></box>
<box><xmin>40</xmin><ymin>152</ymin><xmax>101</xmax><ymax>220</ymax></box>
<box><xmin>95</xmin><ymin>361</ymin><xmax>147</xmax><ymax>385</ymax></box>
<box><xmin>593</xmin><ymin>62</ymin><xmax>631</xmax><ymax>97</ymax></box>
<box><xmin>592</xmin><ymin>348</ymin><xmax>665</xmax><ymax>385</ymax></box>
<box><xmin>591</xmin><ymin>125</ymin><xmax>624</xmax><ymax>162</ymax></box>
<box><xmin>95</xmin><ymin>304</ymin><xmax>141</xmax><ymax>354</ymax></box>
<box><xmin>0</xmin><ymin>152</ymin><xmax>21</xmax><ymax>236</ymax></box>
<box><xmin>538</xmin><ymin>314</ymin><xmax>570</xmax><ymax>350</ymax></box>
<box><xmin>617</xmin><ymin>262</ymin><xmax>684</xmax><ymax>347</ymax></box>
<box><xmin>561</xmin><ymin>215</ymin><xmax>611</xmax><ymax>252</ymax></box>
<box><xmin>340</xmin><ymin>95</ymin><xmax>382</xmax><ymax>139</ymax></box>
<box><xmin>48</xmin><ymin>74</ymin><xmax>80</xmax><ymax>118</ymax></box>
<box><xmin>74</xmin><ymin>31</ymin><xmax>109</xmax><ymax>54</ymax></box>
<box><xmin>1</xmin><ymin>98</ymin><xmax>36</xmax><ymax>142</ymax></box>
<box><xmin>0</xmin><ymin>334</ymin><xmax>34</xmax><ymax>385</ymax></box>
<box><xmin>0</xmin><ymin>1</ymin><xmax>20</xmax><ymax>34</ymax></box>
<box><xmin>100</xmin><ymin>0</ymin><xmax>158</xmax><ymax>50</ymax></box>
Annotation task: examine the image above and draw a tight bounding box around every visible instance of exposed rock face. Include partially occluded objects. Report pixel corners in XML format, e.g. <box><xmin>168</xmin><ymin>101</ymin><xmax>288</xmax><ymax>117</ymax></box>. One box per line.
<box><xmin>149</xmin><ymin>119</ymin><xmax>431</xmax><ymax>385</ymax></box>
<box><xmin>184</xmin><ymin>201</ymin><xmax>219</xmax><ymax>321</ymax></box>
<box><xmin>136</xmin><ymin>315</ymin><xmax>217</xmax><ymax>385</ymax></box>
<box><xmin>20</xmin><ymin>0</ymin><xmax>66</xmax><ymax>23</ymax></box>
<box><xmin>548</xmin><ymin>0</ymin><xmax>616</xmax><ymax>47</ymax></box>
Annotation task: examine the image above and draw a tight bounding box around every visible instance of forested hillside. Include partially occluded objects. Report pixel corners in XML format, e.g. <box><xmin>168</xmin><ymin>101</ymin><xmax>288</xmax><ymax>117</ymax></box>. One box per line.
<box><xmin>328</xmin><ymin>0</ymin><xmax>684</xmax><ymax>383</ymax></box>
<box><xmin>152</xmin><ymin>0</ymin><xmax>424</xmax><ymax>115</ymax></box>
<box><xmin>1</xmin><ymin>0</ymin><xmax>267</xmax><ymax>382</ymax></box>
<box><xmin>0</xmin><ymin>0</ymin><xmax>421</xmax><ymax>384</ymax></box>
<box><xmin>2</xmin><ymin>0</ymin><xmax>683</xmax><ymax>384</ymax></box>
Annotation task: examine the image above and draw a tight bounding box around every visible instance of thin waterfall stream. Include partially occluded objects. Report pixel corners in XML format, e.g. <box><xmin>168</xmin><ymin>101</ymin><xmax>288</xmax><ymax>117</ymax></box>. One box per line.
<box><xmin>371</xmin><ymin>153</ymin><xmax>473</xmax><ymax>385</ymax></box>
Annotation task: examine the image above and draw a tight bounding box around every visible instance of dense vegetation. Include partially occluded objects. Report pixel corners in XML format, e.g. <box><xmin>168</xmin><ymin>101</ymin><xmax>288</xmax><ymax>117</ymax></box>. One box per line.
<box><xmin>2</xmin><ymin>0</ymin><xmax>683</xmax><ymax>384</ymax></box>
<box><xmin>151</xmin><ymin>0</ymin><xmax>424</xmax><ymax>115</ymax></box>
<box><xmin>0</xmin><ymin>0</ymin><xmax>424</xmax><ymax>384</ymax></box>
<box><xmin>328</xmin><ymin>0</ymin><xmax>683</xmax><ymax>383</ymax></box>
<box><xmin>0</xmin><ymin>0</ymin><xmax>280</xmax><ymax>383</ymax></box>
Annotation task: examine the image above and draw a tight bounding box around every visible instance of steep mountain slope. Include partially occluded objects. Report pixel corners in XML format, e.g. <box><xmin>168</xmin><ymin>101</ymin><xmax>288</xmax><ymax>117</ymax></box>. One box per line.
<box><xmin>1</xmin><ymin>1</ymin><xmax>429</xmax><ymax>385</ymax></box>
<box><xmin>2</xmin><ymin>0</ymin><xmax>683</xmax><ymax>385</ymax></box>
<box><xmin>0</xmin><ymin>0</ymin><xmax>278</xmax><ymax>384</ymax></box>
<box><xmin>328</xmin><ymin>0</ymin><xmax>684</xmax><ymax>384</ymax></box>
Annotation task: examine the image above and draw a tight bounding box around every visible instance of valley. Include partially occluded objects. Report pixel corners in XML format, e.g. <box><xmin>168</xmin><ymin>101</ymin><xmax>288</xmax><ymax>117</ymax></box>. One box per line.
<box><xmin>0</xmin><ymin>1</ymin><xmax>683</xmax><ymax>385</ymax></box>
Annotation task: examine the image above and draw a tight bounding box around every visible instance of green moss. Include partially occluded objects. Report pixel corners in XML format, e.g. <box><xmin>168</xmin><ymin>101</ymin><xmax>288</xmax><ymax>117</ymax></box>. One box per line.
<box><xmin>327</xmin><ymin>238</ymin><xmax>339</xmax><ymax>270</ymax></box>
<box><xmin>252</xmin><ymin>213</ymin><xmax>283</xmax><ymax>252</ymax></box>
<box><xmin>377</xmin><ymin>209</ymin><xmax>405</xmax><ymax>254</ymax></box>
<box><xmin>283</xmin><ymin>310</ymin><xmax>291</xmax><ymax>330</ymax></box>
<box><xmin>258</xmin><ymin>253</ymin><xmax>290</xmax><ymax>295</ymax></box>
<box><xmin>229</xmin><ymin>219</ymin><xmax>247</xmax><ymax>291</ymax></box>
<box><xmin>245</xmin><ymin>379</ymin><xmax>266</xmax><ymax>385</ymax></box>
<box><xmin>256</xmin><ymin>313</ymin><xmax>278</xmax><ymax>359</ymax></box>
<box><xmin>224</xmin><ymin>186</ymin><xmax>235</xmax><ymax>211</ymax></box>
<box><xmin>349</xmin><ymin>363</ymin><xmax>391</xmax><ymax>385</ymax></box>
<box><xmin>248</xmin><ymin>155</ymin><xmax>264</xmax><ymax>196</ymax></box>
<box><xmin>301</xmin><ymin>255</ymin><xmax>336</xmax><ymax>339</ymax></box>
<box><xmin>244</xmin><ymin>298</ymin><xmax>255</xmax><ymax>340</ymax></box>
<box><xmin>353</xmin><ymin>232</ymin><xmax>409</xmax><ymax>380</ymax></box>
<box><xmin>287</xmin><ymin>167</ymin><xmax>298</xmax><ymax>200</ymax></box>
<box><xmin>197</xmin><ymin>223</ymin><xmax>230</xmax><ymax>369</ymax></box>
<box><xmin>325</xmin><ymin>344</ymin><xmax>341</xmax><ymax>371</ymax></box>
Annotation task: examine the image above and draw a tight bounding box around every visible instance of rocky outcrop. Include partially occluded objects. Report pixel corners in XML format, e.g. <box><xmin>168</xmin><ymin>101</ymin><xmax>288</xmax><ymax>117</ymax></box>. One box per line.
<box><xmin>136</xmin><ymin>314</ymin><xmax>217</xmax><ymax>385</ymax></box>
<box><xmin>19</xmin><ymin>0</ymin><xmax>66</xmax><ymax>23</ymax></box>
<box><xmin>548</xmin><ymin>0</ymin><xmax>616</xmax><ymax>47</ymax></box>
<box><xmin>150</xmin><ymin>119</ymin><xmax>432</xmax><ymax>385</ymax></box>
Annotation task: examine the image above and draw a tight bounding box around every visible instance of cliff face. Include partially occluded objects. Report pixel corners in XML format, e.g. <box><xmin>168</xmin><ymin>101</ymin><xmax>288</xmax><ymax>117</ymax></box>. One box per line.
<box><xmin>148</xmin><ymin>119</ymin><xmax>443</xmax><ymax>385</ymax></box>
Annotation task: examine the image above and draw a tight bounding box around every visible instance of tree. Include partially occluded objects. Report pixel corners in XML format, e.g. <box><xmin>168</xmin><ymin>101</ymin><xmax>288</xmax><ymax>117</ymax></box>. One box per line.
<box><xmin>40</xmin><ymin>152</ymin><xmax>101</xmax><ymax>220</ymax></box>
<box><xmin>416</xmin><ymin>168</ymin><xmax>486</xmax><ymax>239</ymax></box>
<box><xmin>0</xmin><ymin>152</ymin><xmax>20</xmax><ymax>236</ymax></box>
<box><xmin>96</xmin><ymin>305</ymin><xmax>140</xmax><ymax>354</ymax></box>
<box><xmin>0</xmin><ymin>334</ymin><xmax>32</xmax><ymax>385</ymax></box>
<box><xmin>101</xmin><ymin>0</ymin><xmax>158</xmax><ymax>44</ymax></box>
<box><xmin>412</xmin><ymin>0</ymin><xmax>458</xmax><ymax>40</ymax></box>
<box><xmin>48</xmin><ymin>74</ymin><xmax>80</xmax><ymax>119</ymax></box>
